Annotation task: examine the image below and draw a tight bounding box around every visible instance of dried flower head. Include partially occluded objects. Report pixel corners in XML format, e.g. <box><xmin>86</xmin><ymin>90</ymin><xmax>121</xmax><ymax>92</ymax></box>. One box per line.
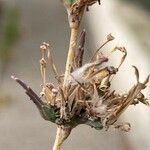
<box><xmin>11</xmin><ymin>32</ymin><xmax>149</xmax><ymax>130</ymax></box>
<box><xmin>12</xmin><ymin>1</ymin><xmax>149</xmax><ymax>150</ymax></box>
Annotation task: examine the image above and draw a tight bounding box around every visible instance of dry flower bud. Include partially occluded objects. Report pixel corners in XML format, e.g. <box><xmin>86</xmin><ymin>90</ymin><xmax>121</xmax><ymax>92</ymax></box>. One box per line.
<box><xmin>107</xmin><ymin>33</ymin><xmax>115</xmax><ymax>41</ymax></box>
<box><xmin>40</xmin><ymin>45</ymin><xmax>47</xmax><ymax>50</ymax></box>
<box><xmin>43</xmin><ymin>42</ymin><xmax>50</xmax><ymax>47</ymax></box>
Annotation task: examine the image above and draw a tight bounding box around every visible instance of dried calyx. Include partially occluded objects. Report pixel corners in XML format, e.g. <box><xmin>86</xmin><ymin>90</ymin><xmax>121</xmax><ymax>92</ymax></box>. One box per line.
<box><xmin>11</xmin><ymin>32</ymin><xmax>149</xmax><ymax>131</ymax></box>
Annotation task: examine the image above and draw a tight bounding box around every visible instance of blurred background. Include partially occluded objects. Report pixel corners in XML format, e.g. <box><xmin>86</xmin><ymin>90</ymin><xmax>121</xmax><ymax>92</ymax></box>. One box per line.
<box><xmin>0</xmin><ymin>0</ymin><xmax>149</xmax><ymax>150</ymax></box>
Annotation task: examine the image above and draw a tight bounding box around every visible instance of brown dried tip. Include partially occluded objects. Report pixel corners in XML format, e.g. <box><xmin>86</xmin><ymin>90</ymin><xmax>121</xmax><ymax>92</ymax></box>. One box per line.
<box><xmin>107</xmin><ymin>33</ymin><xmax>115</xmax><ymax>41</ymax></box>
<box><xmin>132</xmin><ymin>65</ymin><xmax>140</xmax><ymax>83</ymax></box>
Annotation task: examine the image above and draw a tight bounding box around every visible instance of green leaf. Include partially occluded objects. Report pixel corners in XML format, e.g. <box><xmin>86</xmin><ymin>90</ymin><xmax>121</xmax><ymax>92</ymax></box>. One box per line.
<box><xmin>41</xmin><ymin>105</ymin><xmax>59</xmax><ymax>123</ymax></box>
<box><xmin>0</xmin><ymin>7</ymin><xmax>20</xmax><ymax>62</ymax></box>
<box><xmin>65</xmin><ymin>0</ymin><xmax>76</xmax><ymax>5</ymax></box>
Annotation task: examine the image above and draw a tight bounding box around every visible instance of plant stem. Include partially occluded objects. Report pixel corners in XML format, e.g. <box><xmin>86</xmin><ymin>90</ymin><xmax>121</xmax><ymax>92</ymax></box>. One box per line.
<box><xmin>64</xmin><ymin>27</ymin><xmax>78</xmax><ymax>86</ymax></box>
<box><xmin>53</xmin><ymin>126</ymin><xmax>71</xmax><ymax>150</ymax></box>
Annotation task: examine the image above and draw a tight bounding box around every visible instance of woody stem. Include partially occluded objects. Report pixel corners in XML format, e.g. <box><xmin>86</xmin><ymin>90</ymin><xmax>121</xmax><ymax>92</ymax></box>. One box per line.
<box><xmin>53</xmin><ymin>126</ymin><xmax>71</xmax><ymax>150</ymax></box>
<box><xmin>63</xmin><ymin>27</ymin><xmax>78</xmax><ymax>86</ymax></box>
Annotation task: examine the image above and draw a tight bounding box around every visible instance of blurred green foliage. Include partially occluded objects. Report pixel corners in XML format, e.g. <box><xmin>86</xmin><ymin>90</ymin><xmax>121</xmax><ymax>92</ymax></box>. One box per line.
<box><xmin>64</xmin><ymin>0</ymin><xmax>76</xmax><ymax>5</ymax></box>
<box><xmin>0</xmin><ymin>7</ymin><xmax>20</xmax><ymax>63</ymax></box>
<box><xmin>123</xmin><ymin>0</ymin><xmax>150</xmax><ymax>10</ymax></box>
<box><xmin>0</xmin><ymin>5</ymin><xmax>20</xmax><ymax>106</ymax></box>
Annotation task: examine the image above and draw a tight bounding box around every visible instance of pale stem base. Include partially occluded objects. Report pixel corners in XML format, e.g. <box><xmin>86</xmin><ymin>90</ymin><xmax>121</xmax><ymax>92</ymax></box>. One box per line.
<box><xmin>53</xmin><ymin>126</ymin><xmax>71</xmax><ymax>150</ymax></box>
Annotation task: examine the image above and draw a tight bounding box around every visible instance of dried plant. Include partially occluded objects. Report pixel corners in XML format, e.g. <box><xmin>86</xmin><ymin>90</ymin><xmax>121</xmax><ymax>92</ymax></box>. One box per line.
<box><xmin>12</xmin><ymin>1</ymin><xmax>149</xmax><ymax>150</ymax></box>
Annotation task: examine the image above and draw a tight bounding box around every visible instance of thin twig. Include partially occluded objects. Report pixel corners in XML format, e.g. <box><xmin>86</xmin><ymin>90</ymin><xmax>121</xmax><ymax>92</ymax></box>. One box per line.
<box><xmin>91</xmin><ymin>34</ymin><xmax>114</xmax><ymax>61</ymax></box>
<box><xmin>47</xmin><ymin>49</ymin><xmax>62</xmax><ymax>84</ymax></box>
